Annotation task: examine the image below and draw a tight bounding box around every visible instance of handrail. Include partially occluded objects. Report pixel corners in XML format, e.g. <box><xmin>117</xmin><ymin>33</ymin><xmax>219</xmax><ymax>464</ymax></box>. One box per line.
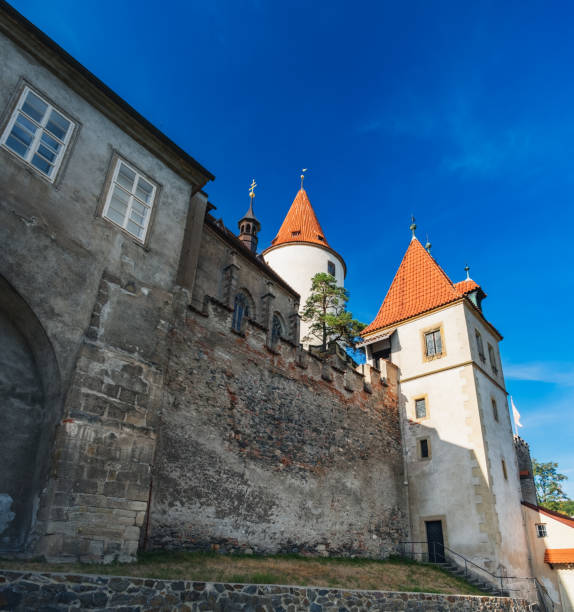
<box><xmin>399</xmin><ymin>540</ymin><xmax>553</xmax><ymax>607</ymax></box>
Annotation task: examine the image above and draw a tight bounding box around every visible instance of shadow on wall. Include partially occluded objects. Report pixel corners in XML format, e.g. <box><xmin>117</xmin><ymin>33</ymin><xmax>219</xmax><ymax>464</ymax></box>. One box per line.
<box><xmin>0</xmin><ymin>275</ymin><xmax>62</xmax><ymax>553</ymax></box>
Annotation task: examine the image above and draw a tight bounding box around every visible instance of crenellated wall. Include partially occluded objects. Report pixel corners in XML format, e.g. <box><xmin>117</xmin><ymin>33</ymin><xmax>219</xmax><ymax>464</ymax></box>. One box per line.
<box><xmin>146</xmin><ymin>292</ymin><xmax>408</xmax><ymax>557</ymax></box>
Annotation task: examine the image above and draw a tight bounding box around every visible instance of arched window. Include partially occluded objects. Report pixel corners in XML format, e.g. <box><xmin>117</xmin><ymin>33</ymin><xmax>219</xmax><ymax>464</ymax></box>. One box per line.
<box><xmin>232</xmin><ymin>293</ymin><xmax>250</xmax><ymax>332</ymax></box>
<box><xmin>271</xmin><ymin>313</ymin><xmax>283</xmax><ymax>345</ymax></box>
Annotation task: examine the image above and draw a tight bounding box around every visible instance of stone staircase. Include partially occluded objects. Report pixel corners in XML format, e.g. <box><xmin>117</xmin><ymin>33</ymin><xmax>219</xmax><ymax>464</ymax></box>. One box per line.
<box><xmin>437</xmin><ymin>561</ymin><xmax>509</xmax><ymax>597</ymax></box>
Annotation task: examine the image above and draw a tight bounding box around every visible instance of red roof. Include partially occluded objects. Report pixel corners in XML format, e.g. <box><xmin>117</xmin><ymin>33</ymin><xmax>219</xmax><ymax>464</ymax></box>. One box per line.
<box><xmin>455</xmin><ymin>279</ymin><xmax>481</xmax><ymax>295</ymax></box>
<box><xmin>270</xmin><ymin>188</ymin><xmax>329</xmax><ymax>248</ymax></box>
<box><xmin>544</xmin><ymin>549</ymin><xmax>574</xmax><ymax>564</ymax></box>
<box><xmin>522</xmin><ymin>501</ymin><xmax>574</xmax><ymax>528</ymax></box>
<box><xmin>362</xmin><ymin>238</ymin><xmax>479</xmax><ymax>335</ymax></box>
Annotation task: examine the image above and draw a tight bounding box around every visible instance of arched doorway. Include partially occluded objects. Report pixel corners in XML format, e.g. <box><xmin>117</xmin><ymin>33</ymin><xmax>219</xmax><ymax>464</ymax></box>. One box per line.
<box><xmin>0</xmin><ymin>276</ymin><xmax>61</xmax><ymax>552</ymax></box>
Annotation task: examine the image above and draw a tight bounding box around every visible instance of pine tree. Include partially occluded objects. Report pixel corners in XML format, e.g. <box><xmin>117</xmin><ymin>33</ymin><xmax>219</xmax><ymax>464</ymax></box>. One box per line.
<box><xmin>301</xmin><ymin>273</ymin><xmax>365</xmax><ymax>351</ymax></box>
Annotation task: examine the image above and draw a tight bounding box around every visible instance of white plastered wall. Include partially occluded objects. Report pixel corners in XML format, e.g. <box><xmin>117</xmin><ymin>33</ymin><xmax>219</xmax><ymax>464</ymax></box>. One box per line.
<box><xmin>263</xmin><ymin>243</ymin><xmax>345</xmax><ymax>344</ymax></box>
<box><xmin>392</xmin><ymin>301</ymin><xmax>531</xmax><ymax>590</ymax></box>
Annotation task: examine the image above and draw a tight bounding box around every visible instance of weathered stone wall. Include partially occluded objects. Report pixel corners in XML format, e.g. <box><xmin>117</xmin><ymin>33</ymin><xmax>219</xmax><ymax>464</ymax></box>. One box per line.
<box><xmin>147</xmin><ymin>294</ymin><xmax>407</xmax><ymax>557</ymax></box>
<box><xmin>0</xmin><ymin>570</ymin><xmax>538</xmax><ymax>611</ymax></box>
<box><xmin>514</xmin><ymin>437</ymin><xmax>537</xmax><ymax>506</ymax></box>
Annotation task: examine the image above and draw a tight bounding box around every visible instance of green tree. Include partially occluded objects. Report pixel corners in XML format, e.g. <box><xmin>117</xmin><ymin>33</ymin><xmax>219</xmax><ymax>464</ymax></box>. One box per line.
<box><xmin>532</xmin><ymin>459</ymin><xmax>569</xmax><ymax>511</ymax></box>
<box><xmin>301</xmin><ymin>273</ymin><xmax>365</xmax><ymax>351</ymax></box>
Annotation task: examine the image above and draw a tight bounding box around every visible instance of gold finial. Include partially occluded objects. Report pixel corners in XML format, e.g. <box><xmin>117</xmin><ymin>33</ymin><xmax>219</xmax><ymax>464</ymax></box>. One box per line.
<box><xmin>249</xmin><ymin>179</ymin><xmax>257</xmax><ymax>199</ymax></box>
<box><xmin>300</xmin><ymin>168</ymin><xmax>308</xmax><ymax>189</ymax></box>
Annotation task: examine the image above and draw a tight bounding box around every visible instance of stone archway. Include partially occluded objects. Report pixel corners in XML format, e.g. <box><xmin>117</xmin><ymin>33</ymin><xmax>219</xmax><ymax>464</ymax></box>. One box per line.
<box><xmin>0</xmin><ymin>276</ymin><xmax>61</xmax><ymax>552</ymax></box>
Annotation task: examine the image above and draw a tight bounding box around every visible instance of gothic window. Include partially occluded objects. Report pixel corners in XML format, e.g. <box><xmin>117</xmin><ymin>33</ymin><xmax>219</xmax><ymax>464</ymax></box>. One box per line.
<box><xmin>1</xmin><ymin>86</ymin><xmax>75</xmax><ymax>181</ymax></box>
<box><xmin>475</xmin><ymin>330</ymin><xmax>485</xmax><ymax>362</ymax></box>
<box><xmin>415</xmin><ymin>397</ymin><xmax>427</xmax><ymax>419</ymax></box>
<box><xmin>102</xmin><ymin>158</ymin><xmax>157</xmax><ymax>242</ymax></box>
<box><xmin>424</xmin><ymin>329</ymin><xmax>443</xmax><ymax>358</ymax></box>
<box><xmin>488</xmin><ymin>343</ymin><xmax>498</xmax><ymax>375</ymax></box>
<box><xmin>271</xmin><ymin>314</ymin><xmax>283</xmax><ymax>345</ymax></box>
<box><xmin>232</xmin><ymin>293</ymin><xmax>250</xmax><ymax>332</ymax></box>
<box><xmin>327</xmin><ymin>260</ymin><xmax>336</xmax><ymax>276</ymax></box>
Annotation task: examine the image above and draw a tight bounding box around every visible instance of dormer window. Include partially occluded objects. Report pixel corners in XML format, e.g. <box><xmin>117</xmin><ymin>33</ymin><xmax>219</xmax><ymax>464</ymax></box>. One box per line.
<box><xmin>317</xmin><ymin>235</ymin><xmax>324</xmax><ymax>241</ymax></box>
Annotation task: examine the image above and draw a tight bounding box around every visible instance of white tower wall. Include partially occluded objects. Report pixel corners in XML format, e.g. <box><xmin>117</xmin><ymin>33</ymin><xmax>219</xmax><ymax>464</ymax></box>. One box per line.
<box><xmin>263</xmin><ymin>243</ymin><xmax>345</xmax><ymax>344</ymax></box>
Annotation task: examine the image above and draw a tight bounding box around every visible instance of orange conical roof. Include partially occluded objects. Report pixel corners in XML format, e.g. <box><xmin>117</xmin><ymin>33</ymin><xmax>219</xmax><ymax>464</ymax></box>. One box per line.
<box><xmin>362</xmin><ymin>238</ymin><xmax>465</xmax><ymax>335</ymax></box>
<box><xmin>270</xmin><ymin>188</ymin><xmax>330</xmax><ymax>248</ymax></box>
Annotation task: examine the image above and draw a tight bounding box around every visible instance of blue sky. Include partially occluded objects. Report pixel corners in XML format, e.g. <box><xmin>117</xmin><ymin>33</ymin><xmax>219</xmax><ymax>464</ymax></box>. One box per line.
<box><xmin>10</xmin><ymin>0</ymin><xmax>574</xmax><ymax>497</ymax></box>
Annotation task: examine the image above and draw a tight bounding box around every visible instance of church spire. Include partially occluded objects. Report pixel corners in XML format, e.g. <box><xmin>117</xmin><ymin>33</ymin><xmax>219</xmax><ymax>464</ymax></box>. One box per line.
<box><xmin>238</xmin><ymin>179</ymin><xmax>261</xmax><ymax>254</ymax></box>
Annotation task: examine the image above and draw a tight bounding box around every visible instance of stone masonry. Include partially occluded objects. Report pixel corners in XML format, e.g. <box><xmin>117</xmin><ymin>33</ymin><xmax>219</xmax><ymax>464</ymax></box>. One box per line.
<box><xmin>0</xmin><ymin>570</ymin><xmax>538</xmax><ymax>611</ymax></box>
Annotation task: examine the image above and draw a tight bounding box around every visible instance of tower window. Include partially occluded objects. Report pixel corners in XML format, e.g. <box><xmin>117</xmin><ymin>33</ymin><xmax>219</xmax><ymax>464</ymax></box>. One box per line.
<box><xmin>475</xmin><ymin>330</ymin><xmax>485</xmax><ymax>362</ymax></box>
<box><xmin>492</xmin><ymin>398</ymin><xmax>499</xmax><ymax>422</ymax></box>
<box><xmin>291</xmin><ymin>230</ymin><xmax>301</xmax><ymax>237</ymax></box>
<box><xmin>536</xmin><ymin>524</ymin><xmax>547</xmax><ymax>538</ymax></box>
<box><xmin>488</xmin><ymin>343</ymin><xmax>498</xmax><ymax>375</ymax></box>
<box><xmin>1</xmin><ymin>86</ymin><xmax>75</xmax><ymax>181</ymax></box>
<box><xmin>424</xmin><ymin>329</ymin><xmax>443</xmax><ymax>358</ymax></box>
<box><xmin>415</xmin><ymin>397</ymin><xmax>427</xmax><ymax>419</ymax></box>
<box><xmin>327</xmin><ymin>261</ymin><xmax>336</xmax><ymax>276</ymax></box>
<box><xmin>232</xmin><ymin>293</ymin><xmax>250</xmax><ymax>332</ymax></box>
<box><xmin>419</xmin><ymin>438</ymin><xmax>430</xmax><ymax>459</ymax></box>
<box><xmin>501</xmin><ymin>459</ymin><xmax>508</xmax><ymax>480</ymax></box>
<box><xmin>317</xmin><ymin>235</ymin><xmax>324</xmax><ymax>241</ymax></box>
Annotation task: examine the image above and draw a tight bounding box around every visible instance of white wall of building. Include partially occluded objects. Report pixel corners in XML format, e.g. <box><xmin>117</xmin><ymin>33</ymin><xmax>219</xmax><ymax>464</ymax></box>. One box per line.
<box><xmin>390</xmin><ymin>301</ymin><xmax>531</xmax><ymax>589</ymax></box>
<box><xmin>263</xmin><ymin>243</ymin><xmax>345</xmax><ymax>344</ymax></box>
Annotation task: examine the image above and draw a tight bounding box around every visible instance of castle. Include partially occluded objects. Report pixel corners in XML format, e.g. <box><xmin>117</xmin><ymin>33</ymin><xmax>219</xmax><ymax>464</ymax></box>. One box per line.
<box><xmin>0</xmin><ymin>3</ymin><xmax>572</xmax><ymax>609</ymax></box>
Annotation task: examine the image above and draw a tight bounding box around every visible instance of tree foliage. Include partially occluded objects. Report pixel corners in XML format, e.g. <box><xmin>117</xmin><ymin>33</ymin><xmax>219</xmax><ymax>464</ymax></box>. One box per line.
<box><xmin>301</xmin><ymin>273</ymin><xmax>365</xmax><ymax>351</ymax></box>
<box><xmin>532</xmin><ymin>458</ymin><xmax>570</xmax><ymax>512</ymax></box>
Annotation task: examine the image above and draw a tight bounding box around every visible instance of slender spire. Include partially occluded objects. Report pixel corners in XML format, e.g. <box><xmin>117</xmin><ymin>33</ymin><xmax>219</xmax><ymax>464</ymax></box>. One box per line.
<box><xmin>410</xmin><ymin>215</ymin><xmax>417</xmax><ymax>239</ymax></box>
<box><xmin>465</xmin><ymin>264</ymin><xmax>471</xmax><ymax>280</ymax></box>
<box><xmin>425</xmin><ymin>234</ymin><xmax>432</xmax><ymax>254</ymax></box>
<box><xmin>238</xmin><ymin>178</ymin><xmax>261</xmax><ymax>254</ymax></box>
<box><xmin>300</xmin><ymin>168</ymin><xmax>307</xmax><ymax>189</ymax></box>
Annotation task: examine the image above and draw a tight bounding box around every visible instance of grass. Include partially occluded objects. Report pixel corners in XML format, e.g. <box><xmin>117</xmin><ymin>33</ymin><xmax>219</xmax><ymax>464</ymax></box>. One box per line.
<box><xmin>0</xmin><ymin>551</ymin><xmax>486</xmax><ymax>595</ymax></box>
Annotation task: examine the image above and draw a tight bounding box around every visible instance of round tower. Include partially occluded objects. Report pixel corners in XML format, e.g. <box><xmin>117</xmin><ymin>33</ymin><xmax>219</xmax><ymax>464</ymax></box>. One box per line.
<box><xmin>262</xmin><ymin>178</ymin><xmax>346</xmax><ymax>345</ymax></box>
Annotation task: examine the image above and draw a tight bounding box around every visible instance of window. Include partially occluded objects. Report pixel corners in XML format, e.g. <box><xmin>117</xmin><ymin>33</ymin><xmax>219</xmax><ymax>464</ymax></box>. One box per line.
<box><xmin>488</xmin><ymin>343</ymin><xmax>498</xmax><ymax>375</ymax></box>
<box><xmin>271</xmin><ymin>314</ymin><xmax>283</xmax><ymax>345</ymax></box>
<box><xmin>424</xmin><ymin>329</ymin><xmax>443</xmax><ymax>358</ymax></box>
<box><xmin>1</xmin><ymin>86</ymin><xmax>74</xmax><ymax>180</ymax></box>
<box><xmin>232</xmin><ymin>293</ymin><xmax>249</xmax><ymax>332</ymax></box>
<box><xmin>291</xmin><ymin>230</ymin><xmax>301</xmax><ymax>237</ymax></box>
<box><xmin>536</xmin><ymin>524</ymin><xmax>547</xmax><ymax>538</ymax></box>
<box><xmin>327</xmin><ymin>261</ymin><xmax>336</xmax><ymax>276</ymax></box>
<box><xmin>501</xmin><ymin>459</ymin><xmax>508</xmax><ymax>480</ymax></box>
<box><xmin>475</xmin><ymin>330</ymin><xmax>485</xmax><ymax>362</ymax></box>
<box><xmin>492</xmin><ymin>399</ymin><xmax>499</xmax><ymax>422</ymax></box>
<box><xmin>102</xmin><ymin>159</ymin><xmax>157</xmax><ymax>242</ymax></box>
<box><xmin>415</xmin><ymin>397</ymin><xmax>427</xmax><ymax>419</ymax></box>
<box><xmin>317</xmin><ymin>234</ymin><xmax>325</xmax><ymax>241</ymax></box>
<box><xmin>419</xmin><ymin>439</ymin><xmax>430</xmax><ymax>459</ymax></box>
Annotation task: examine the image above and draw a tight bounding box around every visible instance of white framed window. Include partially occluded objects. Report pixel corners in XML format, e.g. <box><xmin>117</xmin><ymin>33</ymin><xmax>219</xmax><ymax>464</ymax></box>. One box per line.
<box><xmin>1</xmin><ymin>86</ymin><xmax>74</xmax><ymax>181</ymax></box>
<box><xmin>102</xmin><ymin>158</ymin><xmax>157</xmax><ymax>242</ymax></box>
<box><xmin>536</xmin><ymin>524</ymin><xmax>547</xmax><ymax>538</ymax></box>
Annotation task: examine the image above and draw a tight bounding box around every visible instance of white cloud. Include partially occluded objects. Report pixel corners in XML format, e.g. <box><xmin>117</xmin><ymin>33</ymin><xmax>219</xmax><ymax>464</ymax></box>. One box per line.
<box><xmin>504</xmin><ymin>361</ymin><xmax>574</xmax><ymax>387</ymax></box>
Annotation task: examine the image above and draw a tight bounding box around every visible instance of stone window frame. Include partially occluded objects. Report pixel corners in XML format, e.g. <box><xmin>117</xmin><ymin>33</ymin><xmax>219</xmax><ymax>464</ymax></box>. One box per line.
<box><xmin>488</xmin><ymin>343</ymin><xmax>499</xmax><ymax>376</ymax></box>
<box><xmin>535</xmin><ymin>523</ymin><xmax>548</xmax><ymax>538</ymax></box>
<box><xmin>491</xmin><ymin>397</ymin><xmax>499</xmax><ymax>422</ymax></box>
<box><xmin>475</xmin><ymin>329</ymin><xmax>486</xmax><ymax>363</ymax></box>
<box><xmin>413</xmin><ymin>394</ymin><xmax>430</xmax><ymax>421</ymax></box>
<box><xmin>231</xmin><ymin>288</ymin><xmax>255</xmax><ymax>334</ymax></box>
<box><xmin>98</xmin><ymin>154</ymin><xmax>160</xmax><ymax>245</ymax></box>
<box><xmin>0</xmin><ymin>82</ymin><xmax>78</xmax><ymax>184</ymax></box>
<box><xmin>421</xmin><ymin>323</ymin><xmax>446</xmax><ymax>362</ymax></box>
<box><xmin>417</xmin><ymin>436</ymin><xmax>432</xmax><ymax>460</ymax></box>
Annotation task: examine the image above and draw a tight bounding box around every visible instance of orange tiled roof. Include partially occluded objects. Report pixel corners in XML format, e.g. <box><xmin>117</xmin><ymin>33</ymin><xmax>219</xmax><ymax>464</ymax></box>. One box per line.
<box><xmin>362</xmin><ymin>238</ymin><xmax>475</xmax><ymax>335</ymax></box>
<box><xmin>455</xmin><ymin>279</ymin><xmax>480</xmax><ymax>295</ymax></box>
<box><xmin>270</xmin><ymin>188</ymin><xmax>329</xmax><ymax>248</ymax></box>
<box><xmin>544</xmin><ymin>549</ymin><xmax>574</xmax><ymax>564</ymax></box>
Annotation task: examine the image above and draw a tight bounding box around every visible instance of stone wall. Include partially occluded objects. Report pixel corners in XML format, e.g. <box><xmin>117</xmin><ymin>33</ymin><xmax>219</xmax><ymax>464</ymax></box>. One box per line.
<box><xmin>147</xmin><ymin>293</ymin><xmax>407</xmax><ymax>557</ymax></box>
<box><xmin>514</xmin><ymin>437</ymin><xmax>537</xmax><ymax>506</ymax></box>
<box><xmin>0</xmin><ymin>570</ymin><xmax>538</xmax><ymax>611</ymax></box>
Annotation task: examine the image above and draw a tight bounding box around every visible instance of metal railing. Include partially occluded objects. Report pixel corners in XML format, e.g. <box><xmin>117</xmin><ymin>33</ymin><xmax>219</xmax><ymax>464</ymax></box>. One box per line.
<box><xmin>399</xmin><ymin>541</ymin><xmax>554</xmax><ymax>610</ymax></box>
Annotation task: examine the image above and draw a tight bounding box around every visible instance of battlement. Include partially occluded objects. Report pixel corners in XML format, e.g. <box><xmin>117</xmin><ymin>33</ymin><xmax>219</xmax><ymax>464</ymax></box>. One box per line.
<box><xmin>189</xmin><ymin>293</ymin><xmax>398</xmax><ymax>402</ymax></box>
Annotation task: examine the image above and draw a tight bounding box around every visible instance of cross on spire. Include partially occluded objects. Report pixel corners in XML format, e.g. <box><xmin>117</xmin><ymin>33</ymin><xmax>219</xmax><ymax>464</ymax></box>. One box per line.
<box><xmin>249</xmin><ymin>179</ymin><xmax>257</xmax><ymax>199</ymax></box>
